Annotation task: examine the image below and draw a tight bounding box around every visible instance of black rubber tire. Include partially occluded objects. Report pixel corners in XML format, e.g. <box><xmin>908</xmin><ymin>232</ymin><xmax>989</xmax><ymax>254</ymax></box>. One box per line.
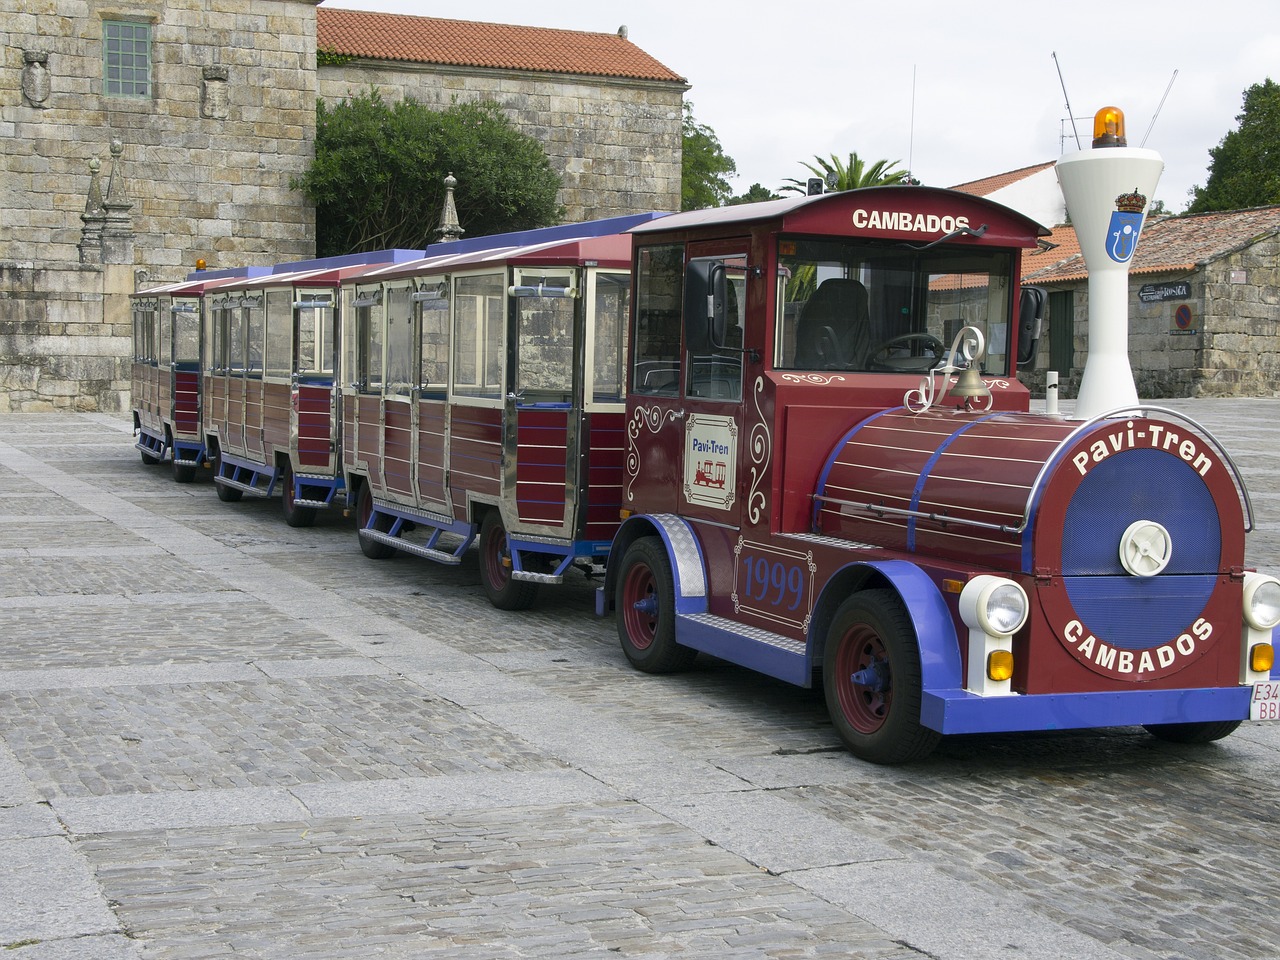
<box><xmin>614</xmin><ymin>536</ymin><xmax>697</xmax><ymax>673</ymax></box>
<box><xmin>478</xmin><ymin>511</ymin><xmax>538</xmax><ymax>611</ymax></box>
<box><xmin>356</xmin><ymin>482</ymin><xmax>396</xmax><ymax>559</ymax></box>
<box><xmin>281</xmin><ymin>459</ymin><xmax>317</xmax><ymax>528</ymax></box>
<box><xmin>822</xmin><ymin>589</ymin><xmax>940</xmax><ymax>764</ymax></box>
<box><xmin>213</xmin><ymin>453</ymin><xmax>242</xmax><ymax>502</ymax></box>
<box><xmin>140</xmin><ymin>448</ymin><xmax>161</xmax><ymax>466</ymax></box>
<box><xmin>1143</xmin><ymin>719</ymin><xmax>1242</xmax><ymax>744</ymax></box>
<box><xmin>172</xmin><ymin>459</ymin><xmax>196</xmax><ymax>483</ymax></box>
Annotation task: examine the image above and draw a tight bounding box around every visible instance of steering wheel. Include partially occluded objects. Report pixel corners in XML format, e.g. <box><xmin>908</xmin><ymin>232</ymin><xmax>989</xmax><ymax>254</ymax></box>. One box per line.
<box><xmin>867</xmin><ymin>332</ymin><xmax>946</xmax><ymax>373</ymax></box>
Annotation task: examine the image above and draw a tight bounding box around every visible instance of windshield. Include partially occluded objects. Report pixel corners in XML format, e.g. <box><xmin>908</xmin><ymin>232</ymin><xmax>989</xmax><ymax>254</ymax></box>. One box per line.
<box><xmin>775</xmin><ymin>238</ymin><xmax>1015</xmax><ymax>375</ymax></box>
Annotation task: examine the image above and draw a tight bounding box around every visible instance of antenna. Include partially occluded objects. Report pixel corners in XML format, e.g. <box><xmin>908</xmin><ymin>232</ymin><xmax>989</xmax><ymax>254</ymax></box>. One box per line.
<box><xmin>1052</xmin><ymin>52</ymin><xmax>1081</xmax><ymax>150</ymax></box>
<box><xmin>907</xmin><ymin>64</ymin><xmax>917</xmax><ymax>182</ymax></box>
<box><xmin>1140</xmin><ymin>69</ymin><xmax>1178</xmax><ymax>147</ymax></box>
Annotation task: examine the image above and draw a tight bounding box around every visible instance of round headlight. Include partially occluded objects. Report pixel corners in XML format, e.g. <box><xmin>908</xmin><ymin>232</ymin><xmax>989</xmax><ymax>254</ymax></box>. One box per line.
<box><xmin>1243</xmin><ymin>573</ymin><xmax>1280</xmax><ymax>631</ymax></box>
<box><xmin>960</xmin><ymin>576</ymin><xmax>1029</xmax><ymax>637</ymax></box>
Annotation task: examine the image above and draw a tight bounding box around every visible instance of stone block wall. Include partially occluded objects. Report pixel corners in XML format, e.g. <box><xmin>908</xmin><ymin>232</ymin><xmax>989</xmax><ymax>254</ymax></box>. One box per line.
<box><xmin>1021</xmin><ymin>235</ymin><xmax>1280</xmax><ymax>401</ymax></box>
<box><xmin>318</xmin><ymin>62</ymin><xmax>684</xmax><ymax>223</ymax></box>
<box><xmin>0</xmin><ymin>262</ymin><xmax>132</xmax><ymax>412</ymax></box>
<box><xmin>0</xmin><ymin>0</ymin><xmax>320</xmax><ymax>412</ymax></box>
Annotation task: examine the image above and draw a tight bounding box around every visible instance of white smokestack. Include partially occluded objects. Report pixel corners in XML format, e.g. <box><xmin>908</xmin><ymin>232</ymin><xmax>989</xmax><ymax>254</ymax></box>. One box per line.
<box><xmin>1056</xmin><ymin>137</ymin><xmax>1163</xmax><ymax>420</ymax></box>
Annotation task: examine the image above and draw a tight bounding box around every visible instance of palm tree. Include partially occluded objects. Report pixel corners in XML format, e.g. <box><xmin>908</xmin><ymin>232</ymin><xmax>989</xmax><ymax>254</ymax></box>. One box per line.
<box><xmin>780</xmin><ymin>152</ymin><xmax>911</xmax><ymax>194</ymax></box>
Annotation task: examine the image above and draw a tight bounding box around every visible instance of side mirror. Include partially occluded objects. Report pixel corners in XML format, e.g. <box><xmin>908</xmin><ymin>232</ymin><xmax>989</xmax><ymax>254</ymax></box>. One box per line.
<box><xmin>1017</xmin><ymin>286</ymin><xmax>1047</xmax><ymax>370</ymax></box>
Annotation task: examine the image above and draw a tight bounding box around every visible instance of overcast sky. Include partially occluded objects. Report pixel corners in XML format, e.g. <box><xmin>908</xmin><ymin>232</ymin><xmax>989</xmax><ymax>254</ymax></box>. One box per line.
<box><xmin>322</xmin><ymin>1</ymin><xmax>1280</xmax><ymax>215</ymax></box>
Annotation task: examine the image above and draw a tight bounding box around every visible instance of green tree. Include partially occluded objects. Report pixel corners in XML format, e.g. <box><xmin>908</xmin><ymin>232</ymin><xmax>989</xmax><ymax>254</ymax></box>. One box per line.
<box><xmin>780</xmin><ymin>152</ymin><xmax>909</xmax><ymax>194</ymax></box>
<box><xmin>1187</xmin><ymin>78</ymin><xmax>1280</xmax><ymax>213</ymax></box>
<box><xmin>681</xmin><ymin>101</ymin><xmax>737</xmax><ymax>211</ymax></box>
<box><xmin>727</xmin><ymin>183</ymin><xmax>780</xmax><ymax>205</ymax></box>
<box><xmin>293</xmin><ymin>90</ymin><xmax>563</xmax><ymax>257</ymax></box>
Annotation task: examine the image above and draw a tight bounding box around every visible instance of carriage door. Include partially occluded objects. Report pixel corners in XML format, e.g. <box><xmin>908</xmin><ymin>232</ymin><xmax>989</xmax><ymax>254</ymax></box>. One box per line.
<box><xmin>242</xmin><ymin>293</ymin><xmax>266</xmax><ymax>460</ymax></box>
<box><xmin>679</xmin><ymin>246</ymin><xmax>748</xmax><ymax>525</ymax></box>
<box><xmin>380</xmin><ymin>280</ymin><xmax>417</xmax><ymax>504</ymax></box>
<box><xmin>292</xmin><ymin>289</ymin><xmax>337</xmax><ymax>475</ymax></box>
<box><xmin>506</xmin><ymin>268</ymin><xmax>580</xmax><ymax>534</ymax></box>
<box><xmin>349</xmin><ymin>283</ymin><xmax>385</xmax><ymax>491</ymax></box>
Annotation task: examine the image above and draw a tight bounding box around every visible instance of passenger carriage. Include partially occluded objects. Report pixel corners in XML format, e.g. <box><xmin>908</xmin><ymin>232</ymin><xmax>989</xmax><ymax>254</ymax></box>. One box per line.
<box><xmin>200</xmin><ymin>251</ymin><xmax>422</xmax><ymax>525</ymax></box>
<box><xmin>343</xmin><ymin>215</ymin><xmax>663</xmax><ymax>609</ymax></box>
<box><xmin>131</xmin><ymin>270</ymin><xmax>263</xmax><ymax>482</ymax></box>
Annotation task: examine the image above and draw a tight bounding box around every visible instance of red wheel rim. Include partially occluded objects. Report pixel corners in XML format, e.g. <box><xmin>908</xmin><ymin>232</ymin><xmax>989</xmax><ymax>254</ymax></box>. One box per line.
<box><xmin>834</xmin><ymin>623</ymin><xmax>891</xmax><ymax>735</ymax></box>
<box><xmin>621</xmin><ymin>561</ymin><xmax>657</xmax><ymax>651</ymax></box>
<box><xmin>483</xmin><ymin>524</ymin><xmax>511</xmax><ymax>589</ymax></box>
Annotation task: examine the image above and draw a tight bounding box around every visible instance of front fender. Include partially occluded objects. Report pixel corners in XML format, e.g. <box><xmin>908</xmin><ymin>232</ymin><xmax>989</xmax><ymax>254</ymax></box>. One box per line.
<box><xmin>816</xmin><ymin>559</ymin><xmax>962</xmax><ymax>694</ymax></box>
<box><xmin>598</xmin><ymin>514</ymin><xmax>708</xmax><ymax>616</ymax></box>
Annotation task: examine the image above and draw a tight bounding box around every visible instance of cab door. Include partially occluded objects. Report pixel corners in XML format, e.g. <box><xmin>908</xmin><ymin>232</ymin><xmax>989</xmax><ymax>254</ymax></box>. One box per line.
<box><xmin>678</xmin><ymin>246</ymin><xmax>749</xmax><ymax>525</ymax></box>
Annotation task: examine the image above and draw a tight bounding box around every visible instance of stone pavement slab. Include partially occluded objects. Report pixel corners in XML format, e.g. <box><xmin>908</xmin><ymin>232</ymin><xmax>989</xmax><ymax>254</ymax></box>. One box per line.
<box><xmin>0</xmin><ymin>404</ymin><xmax>1278</xmax><ymax>959</ymax></box>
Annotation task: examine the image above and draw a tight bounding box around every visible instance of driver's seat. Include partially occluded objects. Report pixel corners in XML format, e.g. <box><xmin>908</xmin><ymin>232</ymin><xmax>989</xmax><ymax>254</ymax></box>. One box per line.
<box><xmin>794</xmin><ymin>279</ymin><xmax>871</xmax><ymax>369</ymax></box>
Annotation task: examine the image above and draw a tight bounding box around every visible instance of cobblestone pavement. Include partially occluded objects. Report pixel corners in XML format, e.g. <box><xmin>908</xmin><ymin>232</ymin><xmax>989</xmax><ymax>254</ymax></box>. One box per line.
<box><xmin>1</xmin><ymin>399</ymin><xmax>1278</xmax><ymax>960</ymax></box>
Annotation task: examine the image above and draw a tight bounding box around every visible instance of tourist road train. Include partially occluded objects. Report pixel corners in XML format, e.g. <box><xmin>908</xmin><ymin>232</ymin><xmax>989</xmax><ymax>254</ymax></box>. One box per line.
<box><xmin>131</xmin><ymin>107</ymin><xmax>1280</xmax><ymax>762</ymax></box>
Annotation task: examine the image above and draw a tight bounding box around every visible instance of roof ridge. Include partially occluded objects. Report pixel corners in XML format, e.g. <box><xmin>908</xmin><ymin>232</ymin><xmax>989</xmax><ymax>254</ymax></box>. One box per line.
<box><xmin>317</xmin><ymin>7</ymin><xmax>687</xmax><ymax>84</ymax></box>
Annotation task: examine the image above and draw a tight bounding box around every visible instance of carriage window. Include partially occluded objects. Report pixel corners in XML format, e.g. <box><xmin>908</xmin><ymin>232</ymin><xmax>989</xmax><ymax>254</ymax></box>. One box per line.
<box><xmin>158</xmin><ymin>297</ymin><xmax>173</xmax><ymax>367</ymax></box>
<box><xmin>514</xmin><ymin>268</ymin><xmax>576</xmax><ymax>403</ymax></box>
<box><xmin>172</xmin><ymin>299</ymin><xmax>200</xmax><ymax>366</ymax></box>
<box><xmin>385</xmin><ymin>284</ymin><xmax>415</xmax><ymax>398</ymax></box>
<box><xmin>592</xmin><ymin>271</ymin><xmax>630</xmax><ymax>402</ymax></box>
<box><xmin>354</xmin><ymin>288</ymin><xmax>383</xmax><ymax>393</ymax></box>
<box><xmin>452</xmin><ymin>272</ymin><xmax>504</xmax><ymax>400</ymax></box>
<box><xmin>227</xmin><ymin>302</ymin><xmax>247</xmax><ymax>374</ymax></box>
<box><xmin>244</xmin><ymin>296</ymin><xmax>265</xmax><ymax>377</ymax></box>
<box><xmin>295</xmin><ymin>293</ymin><xmax>334</xmax><ymax>376</ymax></box>
<box><xmin>264</xmin><ymin>289</ymin><xmax>292</xmax><ymax>380</ymax></box>
<box><xmin>775</xmin><ymin>239</ymin><xmax>1014</xmax><ymax>375</ymax></box>
<box><xmin>632</xmin><ymin>243</ymin><xmax>684</xmax><ymax>396</ymax></box>
<box><xmin>133</xmin><ymin>302</ymin><xmax>157</xmax><ymax>363</ymax></box>
<box><xmin>417</xmin><ymin>280</ymin><xmax>450</xmax><ymax>395</ymax></box>
<box><xmin>208</xmin><ymin>299</ymin><xmax>234</xmax><ymax>373</ymax></box>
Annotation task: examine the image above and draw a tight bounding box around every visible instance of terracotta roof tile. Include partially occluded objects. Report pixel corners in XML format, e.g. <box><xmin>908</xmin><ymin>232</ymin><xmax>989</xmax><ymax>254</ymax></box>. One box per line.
<box><xmin>317</xmin><ymin>7</ymin><xmax>686</xmax><ymax>83</ymax></box>
<box><xmin>951</xmin><ymin>161</ymin><xmax>1057</xmax><ymax>197</ymax></box>
<box><xmin>1023</xmin><ymin>205</ymin><xmax>1280</xmax><ymax>284</ymax></box>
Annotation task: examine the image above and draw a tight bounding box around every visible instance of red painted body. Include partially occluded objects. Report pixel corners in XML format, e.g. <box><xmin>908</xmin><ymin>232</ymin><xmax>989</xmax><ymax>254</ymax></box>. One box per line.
<box><xmin>343</xmin><ymin>234</ymin><xmax>635</xmax><ymax>566</ymax></box>
<box><xmin>605</xmin><ymin>185</ymin><xmax>1270</xmax><ymax>756</ymax></box>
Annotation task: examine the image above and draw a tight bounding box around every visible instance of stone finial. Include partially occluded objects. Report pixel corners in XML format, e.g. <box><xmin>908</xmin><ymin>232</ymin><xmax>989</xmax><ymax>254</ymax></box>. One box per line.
<box><xmin>436</xmin><ymin>172</ymin><xmax>464</xmax><ymax>243</ymax></box>
<box><xmin>80</xmin><ymin>155</ymin><xmax>107</xmax><ymax>265</ymax></box>
<box><xmin>618</xmin><ymin>25</ymin><xmax>628</xmax><ymax>39</ymax></box>
<box><xmin>104</xmin><ymin>139</ymin><xmax>132</xmax><ymax>214</ymax></box>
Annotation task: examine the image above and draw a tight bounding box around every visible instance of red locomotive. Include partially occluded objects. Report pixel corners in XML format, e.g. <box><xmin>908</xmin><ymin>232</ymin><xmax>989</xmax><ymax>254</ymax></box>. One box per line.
<box><xmin>600</xmin><ymin>110</ymin><xmax>1279</xmax><ymax>762</ymax></box>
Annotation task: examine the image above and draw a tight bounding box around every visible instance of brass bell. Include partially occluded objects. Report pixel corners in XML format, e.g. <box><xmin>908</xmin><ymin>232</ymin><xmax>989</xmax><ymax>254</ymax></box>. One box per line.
<box><xmin>949</xmin><ymin>364</ymin><xmax>990</xmax><ymax>400</ymax></box>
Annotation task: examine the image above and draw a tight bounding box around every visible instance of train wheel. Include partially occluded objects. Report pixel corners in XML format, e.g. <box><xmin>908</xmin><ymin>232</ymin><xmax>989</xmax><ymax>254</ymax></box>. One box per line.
<box><xmin>213</xmin><ymin>453</ymin><xmax>242</xmax><ymax>502</ymax></box>
<box><xmin>1143</xmin><ymin>719</ymin><xmax>1242</xmax><ymax>744</ymax></box>
<box><xmin>356</xmin><ymin>483</ymin><xmax>396</xmax><ymax>559</ymax></box>
<box><xmin>280</xmin><ymin>460</ymin><xmax>317</xmax><ymax>528</ymax></box>
<box><xmin>615</xmin><ymin>536</ymin><xmax>696</xmax><ymax>673</ymax></box>
<box><xmin>478</xmin><ymin>511</ymin><xmax>538</xmax><ymax>611</ymax></box>
<box><xmin>140</xmin><ymin>448</ymin><xmax>160</xmax><ymax>466</ymax></box>
<box><xmin>823</xmin><ymin>589</ymin><xmax>939</xmax><ymax>764</ymax></box>
<box><xmin>172</xmin><ymin>459</ymin><xmax>196</xmax><ymax>483</ymax></box>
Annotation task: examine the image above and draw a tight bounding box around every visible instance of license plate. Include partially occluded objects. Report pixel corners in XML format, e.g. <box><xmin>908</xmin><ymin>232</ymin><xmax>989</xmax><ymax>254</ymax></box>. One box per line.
<box><xmin>1250</xmin><ymin>681</ymin><xmax>1280</xmax><ymax>721</ymax></box>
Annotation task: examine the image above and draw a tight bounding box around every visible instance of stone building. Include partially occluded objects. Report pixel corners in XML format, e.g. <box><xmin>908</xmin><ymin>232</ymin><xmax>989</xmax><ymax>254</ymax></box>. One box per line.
<box><xmin>1021</xmin><ymin>207</ymin><xmax>1280</xmax><ymax>398</ymax></box>
<box><xmin>0</xmin><ymin>2</ymin><xmax>686</xmax><ymax>413</ymax></box>
<box><xmin>1</xmin><ymin>0</ymin><xmax>322</xmax><ymax>412</ymax></box>
<box><xmin>315</xmin><ymin>8</ymin><xmax>688</xmax><ymax>224</ymax></box>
